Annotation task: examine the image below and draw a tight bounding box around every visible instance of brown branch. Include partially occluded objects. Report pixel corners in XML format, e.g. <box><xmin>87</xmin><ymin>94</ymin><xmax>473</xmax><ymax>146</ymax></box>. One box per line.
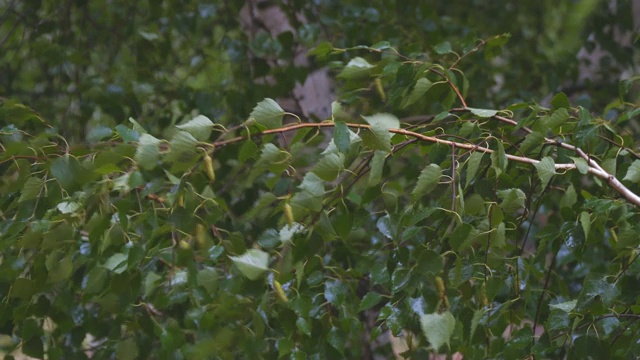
<box><xmin>428</xmin><ymin>68</ymin><xmax>467</xmax><ymax>108</ymax></box>
<box><xmin>449</xmin><ymin>107</ymin><xmax>640</xmax><ymax>206</ymax></box>
<box><xmin>212</xmin><ymin>121</ymin><xmax>640</xmax><ymax>207</ymax></box>
<box><xmin>448</xmin><ymin>39</ymin><xmax>486</xmax><ymax>70</ymax></box>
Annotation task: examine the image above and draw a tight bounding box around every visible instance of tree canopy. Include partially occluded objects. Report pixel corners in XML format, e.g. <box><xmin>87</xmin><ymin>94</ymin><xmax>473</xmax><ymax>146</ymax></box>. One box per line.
<box><xmin>1</xmin><ymin>1</ymin><xmax>640</xmax><ymax>359</ymax></box>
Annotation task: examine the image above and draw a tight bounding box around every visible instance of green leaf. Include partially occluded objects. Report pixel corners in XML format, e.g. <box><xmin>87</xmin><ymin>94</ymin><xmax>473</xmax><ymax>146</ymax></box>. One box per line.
<box><xmin>258</xmin><ymin>229</ymin><xmax>281</xmax><ymax>250</ymax></box>
<box><xmin>57</xmin><ymin>201</ymin><xmax>81</xmax><ymax>214</ymax></box>
<box><xmin>22</xmin><ymin>337</ymin><xmax>44</xmax><ymax>358</ymax></box>
<box><xmin>543</xmin><ymin>108</ymin><xmax>570</xmax><ymax>131</ymax></box>
<box><xmin>368</xmin><ymin>150</ymin><xmax>387</xmax><ymax>186</ymax></box>
<box><xmin>324</xmin><ymin>126</ymin><xmax>361</xmax><ymax>155</ymax></box>
<box><xmin>534</xmin><ymin>157</ymin><xmax>556</xmax><ymax>189</ymax></box>
<box><xmin>279</xmin><ymin>223</ymin><xmax>306</xmax><ymax>245</ymax></box>
<box><xmin>290</xmin><ymin>172</ymin><xmax>325</xmax><ymax>213</ymax></box>
<box><xmin>420</xmin><ymin>311</ymin><xmax>456</xmax><ymax>352</ymax></box>
<box><xmin>560</xmin><ymin>184</ymin><xmax>577</xmax><ymax>209</ymax></box>
<box><xmin>19</xmin><ymin>177</ymin><xmax>43</xmax><ymax>202</ymax></box>
<box><xmin>359</xmin><ymin>292</ymin><xmax>383</xmax><ymax>311</ymax></box>
<box><xmin>135</xmin><ymin>133</ymin><xmax>161</xmax><ymax>170</ymax></box>
<box><xmin>417</xmin><ymin>250</ymin><xmax>444</xmax><ymax>275</ymax></box>
<box><xmin>338</xmin><ymin>57</ymin><xmax>373</xmax><ymax>79</ymax></box>
<box><xmin>166</xmin><ymin>130</ymin><xmax>198</xmax><ymax>163</ymax></box>
<box><xmin>334</xmin><ymin>121</ymin><xmax>350</xmax><ymax>153</ymax></box>
<box><xmin>229</xmin><ymin>249</ymin><xmax>270</xmax><ymax>280</ymax></box>
<box><xmin>87</xmin><ymin>125</ymin><xmax>113</xmax><ymax>143</ymax></box>
<box><xmin>143</xmin><ymin>272</ymin><xmax>162</xmax><ymax>298</ymax></box>
<box><xmin>468</xmin><ymin>108</ymin><xmax>498</xmax><ymax>118</ymax></box>
<box><xmin>549</xmin><ymin>300</ymin><xmax>577</xmax><ymax>313</ymax></box>
<box><xmin>115</xmin><ymin>338</ymin><xmax>139</xmax><ymax>360</ymax></box>
<box><xmin>257</xmin><ymin>143</ymin><xmax>288</xmax><ymax>165</ymax></box>
<box><xmin>412</xmin><ymin>164</ymin><xmax>442</xmax><ymax>199</ymax></box>
<box><xmin>497</xmin><ymin>188</ymin><xmax>526</xmax><ymax>214</ymax></box>
<box><xmin>239</xmin><ymin>140</ymin><xmax>260</xmax><ymax>163</ymax></box>
<box><xmin>362</xmin><ymin>113</ymin><xmax>400</xmax><ymax>152</ymax></box>
<box><xmin>489</xmin><ymin>205</ymin><xmax>504</xmax><ymax>229</ymax></box>
<box><xmin>296</xmin><ymin>317</ymin><xmax>312</xmax><ymax>336</ymax></box>
<box><xmin>115</xmin><ymin>124</ymin><xmax>139</xmax><ymax>142</ymax></box>
<box><xmin>308</xmin><ymin>41</ymin><xmax>334</xmax><ymax>57</ymax></box>
<box><xmin>490</xmin><ymin>140</ymin><xmax>507</xmax><ymax>176</ymax></box>
<box><xmin>404</xmin><ymin>78</ymin><xmax>434</xmax><ymax>107</ymax></box>
<box><xmin>433</xmin><ymin>111</ymin><xmax>450</xmax><ymax>123</ymax></box>
<box><xmin>331</xmin><ymin>101</ymin><xmax>350</xmax><ymax>121</ymax></box>
<box><xmin>493</xmin><ymin>222</ymin><xmax>506</xmax><ymax>248</ymax></box>
<box><xmin>50</xmin><ymin>154</ymin><xmax>82</xmax><ymax>190</ymax></box>
<box><xmin>551</xmin><ymin>92</ymin><xmax>571</xmax><ymax>109</ymax></box>
<box><xmin>9</xmin><ymin>278</ymin><xmax>36</xmax><ymax>299</ymax></box>
<box><xmin>371</xmin><ymin>41</ymin><xmax>391</xmax><ymax>50</ymax></box>
<box><xmin>571</xmin><ymin>157</ymin><xmax>590</xmax><ymax>175</ymax></box>
<box><xmin>85</xmin><ymin>266</ymin><xmax>107</xmax><ymax>294</ymax></box>
<box><xmin>465</xmin><ymin>151</ymin><xmax>484</xmax><ymax>187</ymax></box>
<box><xmin>312</xmin><ymin>153</ymin><xmax>344</xmax><ymax>181</ymax></box>
<box><xmin>251</xmin><ymin>98</ymin><xmax>285</xmax><ymax>129</ymax></box>
<box><xmin>176</xmin><ymin>115</ymin><xmax>214</xmax><ymax>141</ymax></box>
<box><xmin>580</xmin><ymin>211</ymin><xmax>591</xmax><ymax>239</ymax></box>
<box><xmin>433</xmin><ymin>41</ymin><xmax>452</xmax><ymax>54</ymax></box>
<box><xmin>328</xmin><ymin>327</ymin><xmax>346</xmax><ymax>353</ymax></box>
<box><xmin>576</xmin><ymin>274</ymin><xmax>619</xmax><ymax>310</ymax></box>
<box><xmin>129</xmin><ymin>117</ymin><xmax>147</xmax><ymax>134</ymax></box>
<box><xmin>601</xmin><ymin>158</ymin><xmax>616</xmax><ymax>177</ymax></box>
<box><xmin>449</xmin><ymin>223</ymin><xmax>474</xmax><ymax>251</ymax></box>
<box><xmin>623</xmin><ymin>160</ymin><xmax>640</xmax><ymax>183</ymax></box>
<box><xmin>324</xmin><ymin>279</ymin><xmax>348</xmax><ymax>305</ymax></box>
<box><xmin>470</xmin><ymin>309</ymin><xmax>484</xmax><ymax>339</ymax></box>
<box><xmin>103</xmin><ymin>253</ymin><xmax>129</xmax><ymax>274</ymax></box>
<box><xmin>391</xmin><ymin>268</ymin><xmax>410</xmax><ymax>293</ymax></box>
<box><xmin>519</xmin><ymin>131</ymin><xmax>545</xmax><ymax>155</ymax></box>
<box><xmin>277</xmin><ymin>339</ymin><xmax>294</xmax><ymax>358</ymax></box>
<box><xmin>196</xmin><ymin>267</ymin><xmax>219</xmax><ymax>295</ymax></box>
<box><xmin>546</xmin><ymin>310</ymin><xmax>570</xmax><ymax>333</ymax></box>
<box><xmin>46</xmin><ymin>251</ymin><xmax>73</xmax><ymax>282</ymax></box>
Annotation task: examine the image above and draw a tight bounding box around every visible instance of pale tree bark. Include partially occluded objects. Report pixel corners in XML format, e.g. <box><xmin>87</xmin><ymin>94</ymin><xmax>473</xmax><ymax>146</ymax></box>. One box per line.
<box><xmin>239</xmin><ymin>0</ymin><xmax>334</xmax><ymax>120</ymax></box>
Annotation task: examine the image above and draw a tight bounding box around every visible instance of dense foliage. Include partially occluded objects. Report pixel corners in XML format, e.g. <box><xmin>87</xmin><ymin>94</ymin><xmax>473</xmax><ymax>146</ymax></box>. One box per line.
<box><xmin>2</xmin><ymin>1</ymin><xmax>640</xmax><ymax>359</ymax></box>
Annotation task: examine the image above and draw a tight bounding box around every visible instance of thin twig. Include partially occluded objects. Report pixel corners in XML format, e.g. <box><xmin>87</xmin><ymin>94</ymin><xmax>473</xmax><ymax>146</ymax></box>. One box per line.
<box><xmin>532</xmin><ymin>250</ymin><xmax>557</xmax><ymax>346</ymax></box>
<box><xmin>211</xmin><ymin>121</ymin><xmax>640</xmax><ymax>206</ymax></box>
<box><xmin>429</xmin><ymin>68</ymin><xmax>468</xmax><ymax>108</ymax></box>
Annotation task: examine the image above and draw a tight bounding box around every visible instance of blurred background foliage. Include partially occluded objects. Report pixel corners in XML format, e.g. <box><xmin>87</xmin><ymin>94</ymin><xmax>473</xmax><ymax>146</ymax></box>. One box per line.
<box><xmin>1</xmin><ymin>0</ymin><xmax>637</xmax><ymax>138</ymax></box>
<box><xmin>1</xmin><ymin>0</ymin><xmax>640</xmax><ymax>359</ymax></box>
